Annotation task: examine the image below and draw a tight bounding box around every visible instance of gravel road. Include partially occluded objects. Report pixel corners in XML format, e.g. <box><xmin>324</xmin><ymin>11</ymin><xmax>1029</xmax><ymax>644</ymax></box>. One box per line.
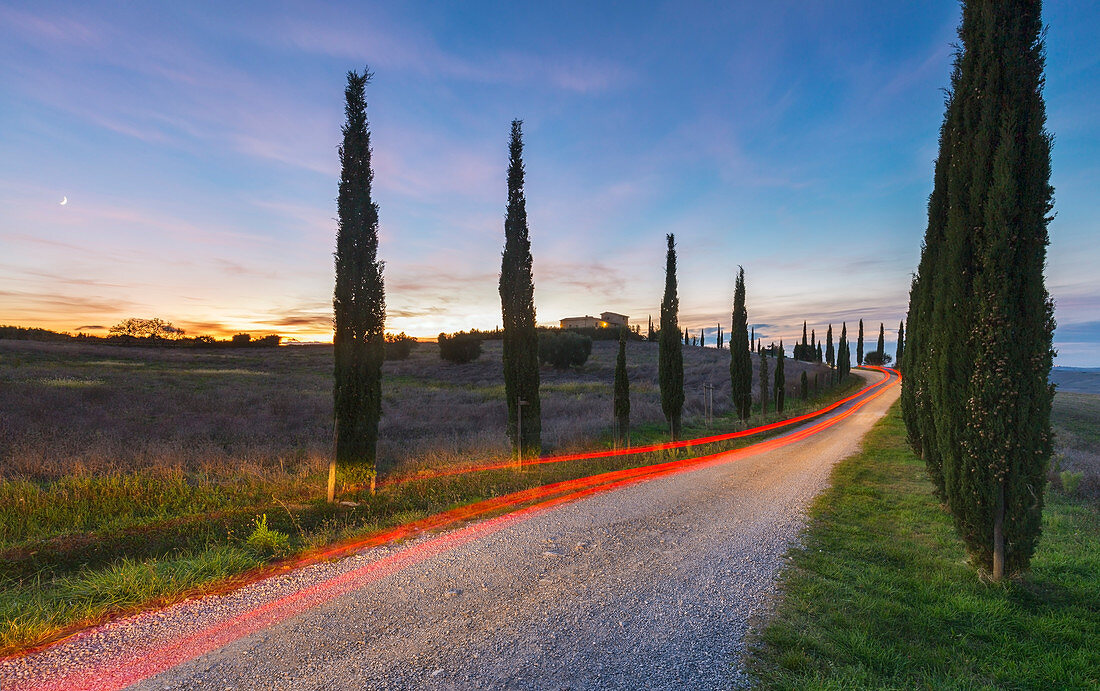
<box><xmin>3</xmin><ymin>369</ymin><xmax>898</xmax><ymax>691</ymax></box>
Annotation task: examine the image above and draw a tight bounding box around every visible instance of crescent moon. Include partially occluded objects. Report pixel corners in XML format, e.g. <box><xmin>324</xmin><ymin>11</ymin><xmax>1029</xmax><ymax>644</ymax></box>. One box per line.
<box><xmin>60</xmin><ymin>196</ymin><xmax>68</xmax><ymax>206</ymax></box>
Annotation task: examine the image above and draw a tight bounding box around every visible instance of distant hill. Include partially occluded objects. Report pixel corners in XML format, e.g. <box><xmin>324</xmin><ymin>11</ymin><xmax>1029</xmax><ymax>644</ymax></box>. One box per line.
<box><xmin>1052</xmin><ymin>367</ymin><xmax>1100</xmax><ymax>395</ymax></box>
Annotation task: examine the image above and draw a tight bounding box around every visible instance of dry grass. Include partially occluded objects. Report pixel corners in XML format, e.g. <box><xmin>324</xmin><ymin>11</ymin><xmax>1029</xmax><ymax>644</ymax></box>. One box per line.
<box><xmin>0</xmin><ymin>339</ymin><xmax>832</xmax><ymax>481</ymax></box>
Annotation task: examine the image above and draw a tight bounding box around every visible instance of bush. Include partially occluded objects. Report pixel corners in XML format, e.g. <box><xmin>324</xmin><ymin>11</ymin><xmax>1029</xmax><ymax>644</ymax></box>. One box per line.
<box><xmin>245</xmin><ymin>514</ymin><xmax>290</xmax><ymax>556</ymax></box>
<box><xmin>437</xmin><ymin>331</ymin><xmax>482</xmax><ymax>364</ymax></box>
<box><xmin>864</xmin><ymin>350</ymin><xmax>893</xmax><ymax>366</ymax></box>
<box><xmin>231</xmin><ymin>333</ymin><xmax>252</xmax><ymax>345</ymax></box>
<box><xmin>1060</xmin><ymin>470</ymin><xmax>1083</xmax><ymax>496</ymax></box>
<box><xmin>384</xmin><ymin>332</ymin><xmax>417</xmax><ymax>361</ymax></box>
<box><xmin>539</xmin><ymin>331</ymin><xmax>593</xmax><ymax>369</ymax></box>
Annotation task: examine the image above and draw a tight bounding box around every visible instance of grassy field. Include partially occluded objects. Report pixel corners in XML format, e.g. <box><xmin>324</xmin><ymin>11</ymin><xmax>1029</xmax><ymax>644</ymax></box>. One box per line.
<box><xmin>749</xmin><ymin>405</ymin><xmax>1100</xmax><ymax>689</ymax></box>
<box><xmin>1052</xmin><ymin>390</ymin><xmax>1100</xmax><ymax>501</ymax></box>
<box><xmin>0</xmin><ymin>338</ymin><xmax>845</xmax><ymax>655</ymax></box>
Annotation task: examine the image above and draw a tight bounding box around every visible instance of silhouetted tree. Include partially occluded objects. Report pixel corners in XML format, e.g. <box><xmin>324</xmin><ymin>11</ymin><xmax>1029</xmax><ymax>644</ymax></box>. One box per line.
<box><xmin>825</xmin><ymin>324</ymin><xmax>835</xmax><ymax>367</ymax></box>
<box><xmin>857</xmin><ymin>319</ymin><xmax>865</xmax><ymax>366</ymax></box>
<box><xmin>659</xmin><ymin>234</ymin><xmax>684</xmax><ymax>438</ymax></box>
<box><xmin>500</xmin><ymin>119</ymin><xmax>541</xmax><ymax>455</ymax></box>
<box><xmin>730</xmin><ymin>266</ymin><xmax>752</xmax><ymax>421</ymax></box>
<box><xmin>775</xmin><ymin>340</ymin><xmax>786</xmax><ymax>413</ymax></box>
<box><xmin>614</xmin><ymin>326</ymin><xmax>630</xmax><ymax>444</ymax></box>
<box><xmin>877</xmin><ymin>322</ymin><xmax>885</xmax><ymax>361</ymax></box>
<box><xmin>334</xmin><ymin>69</ymin><xmax>386</xmax><ymax>493</ymax></box>
<box><xmin>896</xmin><ymin>320</ymin><xmax>905</xmax><ymax>367</ymax></box>
<box><xmin>800</xmin><ymin>370</ymin><xmax>808</xmax><ymax>401</ymax></box>
<box><xmin>758</xmin><ymin>349</ymin><xmax>769</xmax><ymax>415</ymax></box>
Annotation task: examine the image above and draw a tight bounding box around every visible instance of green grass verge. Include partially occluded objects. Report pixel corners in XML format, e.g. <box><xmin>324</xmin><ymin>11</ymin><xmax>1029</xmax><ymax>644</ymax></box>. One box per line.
<box><xmin>749</xmin><ymin>403</ymin><xmax>1100</xmax><ymax>689</ymax></box>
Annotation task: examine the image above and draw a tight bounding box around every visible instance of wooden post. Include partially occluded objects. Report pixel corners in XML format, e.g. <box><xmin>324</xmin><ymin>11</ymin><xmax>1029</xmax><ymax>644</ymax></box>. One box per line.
<box><xmin>327</xmin><ymin>418</ymin><xmax>338</xmax><ymax>503</ymax></box>
<box><xmin>992</xmin><ymin>480</ymin><xmax>1005</xmax><ymax>581</ymax></box>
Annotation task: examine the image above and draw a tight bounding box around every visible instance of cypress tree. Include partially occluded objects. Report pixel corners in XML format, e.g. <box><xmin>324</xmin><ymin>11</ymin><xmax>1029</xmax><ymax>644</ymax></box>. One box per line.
<box><xmin>751</xmin><ymin>326</ymin><xmax>755</xmax><ymax>350</ymax></box>
<box><xmin>896</xmin><ymin>320</ymin><xmax>905</xmax><ymax>366</ymax></box>
<box><xmin>730</xmin><ymin>266</ymin><xmax>752</xmax><ymax>420</ymax></box>
<box><xmin>659</xmin><ymin>234</ymin><xmax>684</xmax><ymax>439</ymax></box>
<box><xmin>614</xmin><ymin>326</ymin><xmax>630</xmax><ymax>444</ymax></box>
<box><xmin>800</xmin><ymin>370</ymin><xmax>808</xmax><ymax>401</ymax></box>
<box><xmin>774</xmin><ymin>340</ymin><xmax>786</xmax><ymax>414</ymax></box>
<box><xmin>825</xmin><ymin>324</ymin><xmax>834</xmax><ymax>368</ymax></box>
<box><xmin>877</xmin><ymin>322</ymin><xmax>885</xmax><ymax>361</ymax></box>
<box><xmin>816</xmin><ymin>343</ymin><xmax>822</xmax><ymax>363</ymax></box>
<box><xmin>700</xmin><ymin>329</ymin><xmax>705</xmax><ymax>348</ymax></box>
<box><xmin>647</xmin><ymin>315</ymin><xmax>654</xmax><ymax>341</ymax></box>
<box><xmin>717</xmin><ymin>323</ymin><xmax>723</xmax><ymax>349</ymax></box>
<box><xmin>500</xmin><ymin>119</ymin><xmax>541</xmax><ymax>455</ymax></box>
<box><xmin>837</xmin><ymin>323</ymin><xmax>849</xmax><ymax>383</ymax></box>
<box><xmin>857</xmin><ymin>319</ymin><xmax>865</xmax><ymax>366</ymax></box>
<box><xmin>953</xmin><ymin>0</ymin><xmax>1054</xmax><ymax>579</ymax></box>
<box><xmin>333</xmin><ymin>69</ymin><xmax>385</xmax><ymax>494</ymax></box>
<box><xmin>758</xmin><ymin>349</ymin><xmax>769</xmax><ymax>415</ymax></box>
<box><xmin>904</xmin><ymin>0</ymin><xmax>1054</xmax><ymax>579</ymax></box>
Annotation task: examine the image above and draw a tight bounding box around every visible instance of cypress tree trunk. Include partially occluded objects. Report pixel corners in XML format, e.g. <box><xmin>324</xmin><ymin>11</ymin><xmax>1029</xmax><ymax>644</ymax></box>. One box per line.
<box><xmin>857</xmin><ymin>319</ymin><xmax>865</xmax><ymax>366</ymax></box>
<box><xmin>333</xmin><ymin>69</ymin><xmax>385</xmax><ymax>496</ymax></box>
<box><xmin>659</xmin><ymin>234</ymin><xmax>684</xmax><ymax>439</ymax></box>
<box><xmin>775</xmin><ymin>340</ymin><xmax>786</xmax><ymax>414</ymax></box>
<box><xmin>877</xmin><ymin>322</ymin><xmax>885</xmax><ymax>360</ymax></box>
<box><xmin>758</xmin><ymin>350</ymin><xmax>769</xmax><ymax>415</ymax></box>
<box><xmin>729</xmin><ymin>267</ymin><xmax>752</xmax><ymax>420</ymax></box>
<box><xmin>614</xmin><ymin>327</ymin><xmax>630</xmax><ymax>445</ymax></box>
<box><xmin>500</xmin><ymin>120</ymin><xmax>541</xmax><ymax>456</ymax></box>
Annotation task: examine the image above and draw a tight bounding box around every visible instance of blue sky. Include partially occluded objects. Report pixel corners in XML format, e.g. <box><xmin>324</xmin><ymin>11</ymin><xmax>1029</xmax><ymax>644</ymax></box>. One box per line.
<box><xmin>1</xmin><ymin>1</ymin><xmax>1097</xmax><ymax>364</ymax></box>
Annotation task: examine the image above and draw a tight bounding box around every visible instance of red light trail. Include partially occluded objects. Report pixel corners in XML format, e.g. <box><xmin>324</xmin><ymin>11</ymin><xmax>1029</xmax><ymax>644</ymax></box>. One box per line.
<box><xmin>17</xmin><ymin>367</ymin><xmax>898</xmax><ymax>691</ymax></box>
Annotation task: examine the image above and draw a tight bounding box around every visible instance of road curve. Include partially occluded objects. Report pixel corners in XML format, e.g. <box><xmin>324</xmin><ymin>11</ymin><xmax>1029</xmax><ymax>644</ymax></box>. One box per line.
<box><xmin>4</xmin><ymin>368</ymin><xmax>899</xmax><ymax>691</ymax></box>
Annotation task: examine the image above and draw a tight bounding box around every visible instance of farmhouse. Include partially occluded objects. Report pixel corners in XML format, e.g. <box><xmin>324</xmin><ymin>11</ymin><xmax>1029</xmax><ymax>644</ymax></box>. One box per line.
<box><xmin>559</xmin><ymin>312</ymin><xmax>629</xmax><ymax>330</ymax></box>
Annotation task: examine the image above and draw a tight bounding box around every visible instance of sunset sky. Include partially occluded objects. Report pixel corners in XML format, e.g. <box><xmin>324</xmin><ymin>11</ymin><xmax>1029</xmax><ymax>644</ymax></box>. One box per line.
<box><xmin>1</xmin><ymin>2</ymin><xmax>1097</xmax><ymax>364</ymax></box>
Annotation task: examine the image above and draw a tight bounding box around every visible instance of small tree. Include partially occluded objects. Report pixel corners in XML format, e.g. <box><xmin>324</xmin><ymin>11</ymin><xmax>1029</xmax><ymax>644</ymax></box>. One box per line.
<box><xmin>896</xmin><ymin>320</ymin><xmax>905</xmax><ymax>367</ymax></box>
<box><xmin>758</xmin><ymin>350</ymin><xmax>770</xmax><ymax>415</ymax></box>
<box><xmin>614</xmin><ymin>327</ymin><xmax>630</xmax><ymax>444</ymax></box>
<box><xmin>538</xmin><ymin>331</ymin><xmax>592</xmax><ymax>369</ymax></box>
<box><xmin>774</xmin><ymin>340</ymin><xmax>786</xmax><ymax>414</ymax></box>
<box><xmin>857</xmin><ymin>319</ymin><xmax>865</xmax><ymax>366</ymax></box>
<box><xmin>825</xmin><ymin>324</ymin><xmax>834</xmax><ymax>367</ymax></box>
<box><xmin>800</xmin><ymin>370</ymin><xmax>808</xmax><ymax>400</ymax></box>
<box><xmin>384</xmin><ymin>332</ymin><xmax>417</xmax><ymax>360</ymax></box>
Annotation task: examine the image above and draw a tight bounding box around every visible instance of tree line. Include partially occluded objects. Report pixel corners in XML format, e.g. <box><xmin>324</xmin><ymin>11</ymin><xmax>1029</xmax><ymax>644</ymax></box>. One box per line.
<box><xmin>330</xmin><ymin>68</ymin><xmax>898</xmax><ymax>494</ymax></box>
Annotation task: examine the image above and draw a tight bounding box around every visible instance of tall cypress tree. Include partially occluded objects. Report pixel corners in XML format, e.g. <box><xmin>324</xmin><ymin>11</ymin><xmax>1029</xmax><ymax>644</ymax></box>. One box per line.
<box><xmin>333</xmin><ymin>69</ymin><xmax>385</xmax><ymax>494</ymax></box>
<box><xmin>647</xmin><ymin>315</ymin><xmax>654</xmax><ymax>341</ymax></box>
<box><xmin>857</xmin><ymin>319</ymin><xmax>865</xmax><ymax>366</ymax></box>
<box><xmin>837</xmin><ymin>323</ymin><xmax>849</xmax><ymax>383</ymax></box>
<box><xmin>774</xmin><ymin>340</ymin><xmax>786</xmax><ymax>414</ymax></box>
<box><xmin>800</xmin><ymin>370</ymin><xmax>808</xmax><ymax>401</ymax></box>
<box><xmin>877</xmin><ymin>322</ymin><xmax>885</xmax><ymax>361</ymax></box>
<box><xmin>825</xmin><ymin>324</ymin><xmax>835</xmax><ymax>368</ymax></box>
<box><xmin>730</xmin><ymin>266</ymin><xmax>752</xmax><ymax>420</ymax></box>
<box><xmin>758</xmin><ymin>349</ymin><xmax>769</xmax><ymax>415</ymax></box>
<box><xmin>659</xmin><ymin>234</ymin><xmax>684</xmax><ymax>439</ymax></box>
<box><xmin>500</xmin><ymin>120</ymin><xmax>541</xmax><ymax>455</ymax></box>
<box><xmin>908</xmin><ymin>0</ymin><xmax>1054</xmax><ymax>579</ymax></box>
<box><xmin>717</xmin><ymin>323</ymin><xmax>723</xmax><ymax>349</ymax></box>
<box><xmin>751</xmin><ymin>326</ymin><xmax>755</xmax><ymax>351</ymax></box>
<box><xmin>614</xmin><ymin>326</ymin><xmax>630</xmax><ymax>444</ymax></box>
<box><xmin>896</xmin><ymin>320</ymin><xmax>905</xmax><ymax>366</ymax></box>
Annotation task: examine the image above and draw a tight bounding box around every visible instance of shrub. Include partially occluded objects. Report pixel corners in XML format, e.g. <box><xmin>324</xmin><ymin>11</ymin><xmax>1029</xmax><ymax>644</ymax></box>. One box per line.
<box><xmin>539</xmin><ymin>331</ymin><xmax>592</xmax><ymax>369</ymax></box>
<box><xmin>231</xmin><ymin>333</ymin><xmax>252</xmax><ymax>345</ymax></box>
<box><xmin>245</xmin><ymin>514</ymin><xmax>290</xmax><ymax>555</ymax></box>
<box><xmin>1060</xmin><ymin>470</ymin><xmax>1083</xmax><ymax>496</ymax></box>
<box><xmin>864</xmin><ymin>350</ymin><xmax>893</xmax><ymax>366</ymax></box>
<box><xmin>437</xmin><ymin>331</ymin><xmax>482</xmax><ymax>364</ymax></box>
<box><xmin>384</xmin><ymin>332</ymin><xmax>417</xmax><ymax>361</ymax></box>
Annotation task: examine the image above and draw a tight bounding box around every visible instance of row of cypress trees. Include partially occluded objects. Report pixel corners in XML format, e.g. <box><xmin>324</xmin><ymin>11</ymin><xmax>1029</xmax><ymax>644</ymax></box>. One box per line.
<box><xmin>902</xmin><ymin>0</ymin><xmax>1055</xmax><ymax>580</ymax></box>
